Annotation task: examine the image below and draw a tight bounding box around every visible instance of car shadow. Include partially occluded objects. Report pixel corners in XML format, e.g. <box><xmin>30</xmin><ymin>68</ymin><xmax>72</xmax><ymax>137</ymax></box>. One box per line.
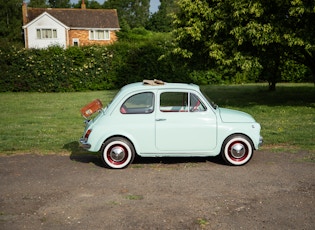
<box><xmin>63</xmin><ymin>141</ymin><xmax>104</xmax><ymax>167</ymax></box>
<box><xmin>133</xmin><ymin>154</ymin><xmax>226</xmax><ymax>166</ymax></box>
<box><xmin>64</xmin><ymin>141</ymin><xmax>226</xmax><ymax>168</ymax></box>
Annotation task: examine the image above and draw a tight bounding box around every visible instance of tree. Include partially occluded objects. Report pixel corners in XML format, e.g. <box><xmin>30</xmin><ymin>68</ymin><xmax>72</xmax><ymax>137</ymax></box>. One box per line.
<box><xmin>28</xmin><ymin>0</ymin><xmax>48</xmax><ymax>8</ymax></box>
<box><xmin>103</xmin><ymin>0</ymin><xmax>150</xmax><ymax>29</ymax></box>
<box><xmin>172</xmin><ymin>0</ymin><xmax>315</xmax><ymax>90</ymax></box>
<box><xmin>48</xmin><ymin>0</ymin><xmax>71</xmax><ymax>8</ymax></box>
<box><xmin>147</xmin><ymin>0</ymin><xmax>177</xmax><ymax>32</ymax></box>
<box><xmin>285</xmin><ymin>0</ymin><xmax>315</xmax><ymax>84</ymax></box>
<box><xmin>0</xmin><ymin>0</ymin><xmax>23</xmax><ymax>43</ymax></box>
<box><xmin>72</xmin><ymin>0</ymin><xmax>102</xmax><ymax>9</ymax></box>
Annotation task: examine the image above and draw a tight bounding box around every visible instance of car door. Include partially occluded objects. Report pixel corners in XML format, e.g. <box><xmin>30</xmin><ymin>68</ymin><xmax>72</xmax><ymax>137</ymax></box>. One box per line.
<box><xmin>155</xmin><ymin>90</ymin><xmax>217</xmax><ymax>152</ymax></box>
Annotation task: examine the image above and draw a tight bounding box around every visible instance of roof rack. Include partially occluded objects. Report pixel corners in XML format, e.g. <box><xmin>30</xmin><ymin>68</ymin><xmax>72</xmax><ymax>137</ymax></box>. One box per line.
<box><xmin>143</xmin><ymin>79</ymin><xmax>165</xmax><ymax>86</ymax></box>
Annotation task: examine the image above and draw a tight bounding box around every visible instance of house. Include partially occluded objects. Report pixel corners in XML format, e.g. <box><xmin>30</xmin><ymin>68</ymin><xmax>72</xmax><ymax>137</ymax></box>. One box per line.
<box><xmin>22</xmin><ymin>2</ymin><xmax>120</xmax><ymax>49</ymax></box>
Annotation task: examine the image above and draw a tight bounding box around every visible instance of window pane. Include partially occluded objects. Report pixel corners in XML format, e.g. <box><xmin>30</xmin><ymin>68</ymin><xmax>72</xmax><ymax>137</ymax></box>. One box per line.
<box><xmin>47</xmin><ymin>29</ymin><xmax>52</xmax><ymax>38</ymax></box>
<box><xmin>36</xmin><ymin>29</ymin><xmax>41</xmax><ymax>39</ymax></box>
<box><xmin>43</xmin><ymin>29</ymin><xmax>47</xmax><ymax>38</ymax></box>
<box><xmin>42</xmin><ymin>29</ymin><xmax>52</xmax><ymax>38</ymax></box>
<box><xmin>121</xmin><ymin>92</ymin><xmax>154</xmax><ymax>114</ymax></box>
<box><xmin>190</xmin><ymin>93</ymin><xmax>206</xmax><ymax>112</ymax></box>
<box><xmin>52</xmin><ymin>29</ymin><xmax>57</xmax><ymax>38</ymax></box>
<box><xmin>98</xmin><ymin>30</ymin><xmax>105</xmax><ymax>39</ymax></box>
<box><xmin>104</xmin><ymin>30</ymin><xmax>110</xmax><ymax>40</ymax></box>
<box><xmin>160</xmin><ymin>92</ymin><xmax>188</xmax><ymax>112</ymax></box>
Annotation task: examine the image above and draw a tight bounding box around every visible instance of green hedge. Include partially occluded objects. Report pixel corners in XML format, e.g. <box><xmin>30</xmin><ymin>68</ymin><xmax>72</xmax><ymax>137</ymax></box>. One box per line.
<box><xmin>0</xmin><ymin>45</ymin><xmax>114</xmax><ymax>92</ymax></box>
<box><xmin>0</xmin><ymin>32</ymin><xmax>312</xmax><ymax>92</ymax></box>
<box><xmin>0</xmin><ymin>40</ymin><xmax>190</xmax><ymax>92</ymax></box>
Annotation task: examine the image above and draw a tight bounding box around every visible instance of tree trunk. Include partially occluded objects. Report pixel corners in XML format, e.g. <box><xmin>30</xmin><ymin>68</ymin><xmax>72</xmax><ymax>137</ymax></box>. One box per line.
<box><xmin>268</xmin><ymin>81</ymin><xmax>276</xmax><ymax>91</ymax></box>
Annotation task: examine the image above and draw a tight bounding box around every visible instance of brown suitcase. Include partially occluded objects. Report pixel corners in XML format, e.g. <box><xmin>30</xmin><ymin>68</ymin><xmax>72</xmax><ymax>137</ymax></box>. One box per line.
<box><xmin>80</xmin><ymin>99</ymin><xmax>103</xmax><ymax>118</ymax></box>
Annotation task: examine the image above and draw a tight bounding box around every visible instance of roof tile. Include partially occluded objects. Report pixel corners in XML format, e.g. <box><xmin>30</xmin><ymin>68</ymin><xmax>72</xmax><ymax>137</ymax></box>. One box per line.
<box><xmin>25</xmin><ymin>8</ymin><xmax>119</xmax><ymax>28</ymax></box>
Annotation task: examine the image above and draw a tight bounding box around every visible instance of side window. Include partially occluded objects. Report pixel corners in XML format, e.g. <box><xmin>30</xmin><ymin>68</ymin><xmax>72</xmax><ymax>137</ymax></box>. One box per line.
<box><xmin>159</xmin><ymin>92</ymin><xmax>207</xmax><ymax>112</ymax></box>
<box><xmin>160</xmin><ymin>92</ymin><xmax>188</xmax><ymax>112</ymax></box>
<box><xmin>120</xmin><ymin>92</ymin><xmax>154</xmax><ymax>114</ymax></box>
<box><xmin>190</xmin><ymin>93</ymin><xmax>207</xmax><ymax>112</ymax></box>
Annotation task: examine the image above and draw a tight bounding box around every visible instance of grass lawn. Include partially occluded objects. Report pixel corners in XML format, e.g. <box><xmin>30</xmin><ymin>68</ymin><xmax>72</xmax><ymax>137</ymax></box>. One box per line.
<box><xmin>0</xmin><ymin>83</ymin><xmax>314</xmax><ymax>159</ymax></box>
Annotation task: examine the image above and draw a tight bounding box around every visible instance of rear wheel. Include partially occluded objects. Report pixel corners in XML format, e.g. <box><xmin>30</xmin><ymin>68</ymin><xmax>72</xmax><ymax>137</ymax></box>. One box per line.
<box><xmin>101</xmin><ymin>137</ymin><xmax>135</xmax><ymax>169</ymax></box>
<box><xmin>221</xmin><ymin>135</ymin><xmax>253</xmax><ymax>166</ymax></box>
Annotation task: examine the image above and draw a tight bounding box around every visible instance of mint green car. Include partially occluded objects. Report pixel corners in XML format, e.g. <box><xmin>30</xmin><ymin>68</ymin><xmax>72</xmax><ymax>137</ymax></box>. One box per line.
<box><xmin>80</xmin><ymin>80</ymin><xmax>263</xmax><ymax>169</ymax></box>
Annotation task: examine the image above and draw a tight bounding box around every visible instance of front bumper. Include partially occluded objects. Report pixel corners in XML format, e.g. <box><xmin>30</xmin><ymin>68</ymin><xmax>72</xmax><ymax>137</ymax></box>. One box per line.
<box><xmin>259</xmin><ymin>136</ymin><xmax>263</xmax><ymax>147</ymax></box>
<box><xmin>79</xmin><ymin>138</ymin><xmax>91</xmax><ymax>149</ymax></box>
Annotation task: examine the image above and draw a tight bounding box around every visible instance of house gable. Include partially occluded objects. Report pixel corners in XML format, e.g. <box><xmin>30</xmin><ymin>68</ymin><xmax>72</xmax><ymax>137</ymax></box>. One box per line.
<box><xmin>23</xmin><ymin>12</ymin><xmax>69</xmax><ymax>30</ymax></box>
<box><xmin>23</xmin><ymin>12</ymin><xmax>69</xmax><ymax>49</ymax></box>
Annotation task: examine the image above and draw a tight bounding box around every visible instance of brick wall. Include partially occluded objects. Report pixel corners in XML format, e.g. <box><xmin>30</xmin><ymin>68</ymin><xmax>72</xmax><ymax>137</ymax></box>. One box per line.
<box><xmin>68</xmin><ymin>29</ymin><xmax>118</xmax><ymax>47</ymax></box>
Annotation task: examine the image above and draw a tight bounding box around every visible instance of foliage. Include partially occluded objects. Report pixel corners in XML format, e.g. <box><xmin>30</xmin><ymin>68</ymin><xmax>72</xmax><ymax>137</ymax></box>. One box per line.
<box><xmin>28</xmin><ymin>0</ymin><xmax>71</xmax><ymax>8</ymax></box>
<box><xmin>189</xmin><ymin>70</ymin><xmax>224</xmax><ymax>85</ymax></box>
<box><xmin>103</xmin><ymin>0</ymin><xmax>150</xmax><ymax>29</ymax></box>
<box><xmin>172</xmin><ymin>0</ymin><xmax>315</xmax><ymax>90</ymax></box>
<box><xmin>48</xmin><ymin>0</ymin><xmax>71</xmax><ymax>8</ymax></box>
<box><xmin>1</xmin><ymin>26</ymin><xmax>312</xmax><ymax>93</ymax></box>
<box><xmin>285</xmin><ymin>0</ymin><xmax>315</xmax><ymax>84</ymax></box>
<box><xmin>146</xmin><ymin>0</ymin><xmax>177</xmax><ymax>32</ymax></box>
<box><xmin>0</xmin><ymin>45</ymin><xmax>114</xmax><ymax>92</ymax></box>
<box><xmin>0</xmin><ymin>0</ymin><xmax>23</xmax><ymax>43</ymax></box>
<box><xmin>107</xmin><ymin>29</ymin><xmax>190</xmax><ymax>88</ymax></box>
<box><xmin>28</xmin><ymin>0</ymin><xmax>48</xmax><ymax>8</ymax></box>
<box><xmin>72</xmin><ymin>0</ymin><xmax>102</xmax><ymax>9</ymax></box>
<box><xmin>0</xmin><ymin>29</ymin><xmax>190</xmax><ymax>92</ymax></box>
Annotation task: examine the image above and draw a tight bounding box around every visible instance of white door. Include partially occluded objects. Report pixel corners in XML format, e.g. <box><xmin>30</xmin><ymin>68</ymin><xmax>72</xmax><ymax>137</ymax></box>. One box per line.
<box><xmin>155</xmin><ymin>91</ymin><xmax>217</xmax><ymax>152</ymax></box>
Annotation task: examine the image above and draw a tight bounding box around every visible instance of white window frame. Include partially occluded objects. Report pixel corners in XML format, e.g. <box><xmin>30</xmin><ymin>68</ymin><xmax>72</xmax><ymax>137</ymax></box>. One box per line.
<box><xmin>89</xmin><ymin>30</ymin><xmax>110</xmax><ymax>40</ymax></box>
<box><xmin>73</xmin><ymin>38</ymin><xmax>79</xmax><ymax>46</ymax></box>
<box><xmin>36</xmin><ymin>28</ymin><xmax>57</xmax><ymax>39</ymax></box>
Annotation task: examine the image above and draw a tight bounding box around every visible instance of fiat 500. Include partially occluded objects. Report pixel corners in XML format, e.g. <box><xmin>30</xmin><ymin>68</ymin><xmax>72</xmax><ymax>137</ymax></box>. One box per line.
<box><xmin>80</xmin><ymin>80</ymin><xmax>263</xmax><ymax>169</ymax></box>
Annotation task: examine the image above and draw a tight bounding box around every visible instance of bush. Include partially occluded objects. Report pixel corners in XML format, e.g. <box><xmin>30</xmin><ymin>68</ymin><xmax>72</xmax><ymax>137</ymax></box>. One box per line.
<box><xmin>0</xmin><ymin>29</ymin><xmax>312</xmax><ymax>92</ymax></box>
<box><xmin>189</xmin><ymin>70</ymin><xmax>225</xmax><ymax>85</ymax></box>
<box><xmin>106</xmin><ymin>35</ymin><xmax>190</xmax><ymax>88</ymax></box>
<box><xmin>0</xmin><ymin>45</ymin><xmax>114</xmax><ymax>92</ymax></box>
<box><xmin>0</xmin><ymin>29</ymin><xmax>191</xmax><ymax>92</ymax></box>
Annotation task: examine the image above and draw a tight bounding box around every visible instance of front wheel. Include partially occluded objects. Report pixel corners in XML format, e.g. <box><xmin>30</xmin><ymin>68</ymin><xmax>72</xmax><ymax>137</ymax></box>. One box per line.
<box><xmin>221</xmin><ymin>135</ymin><xmax>253</xmax><ymax>166</ymax></box>
<box><xmin>101</xmin><ymin>137</ymin><xmax>135</xmax><ymax>169</ymax></box>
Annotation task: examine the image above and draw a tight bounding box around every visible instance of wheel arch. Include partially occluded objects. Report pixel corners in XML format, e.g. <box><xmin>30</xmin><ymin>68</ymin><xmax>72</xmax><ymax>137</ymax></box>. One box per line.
<box><xmin>221</xmin><ymin>133</ymin><xmax>254</xmax><ymax>151</ymax></box>
<box><xmin>100</xmin><ymin>134</ymin><xmax>138</xmax><ymax>155</ymax></box>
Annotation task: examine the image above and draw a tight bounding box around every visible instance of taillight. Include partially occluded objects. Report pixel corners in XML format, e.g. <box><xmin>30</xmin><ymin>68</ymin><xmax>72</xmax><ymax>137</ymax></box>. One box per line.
<box><xmin>84</xmin><ymin>129</ymin><xmax>92</xmax><ymax>140</ymax></box>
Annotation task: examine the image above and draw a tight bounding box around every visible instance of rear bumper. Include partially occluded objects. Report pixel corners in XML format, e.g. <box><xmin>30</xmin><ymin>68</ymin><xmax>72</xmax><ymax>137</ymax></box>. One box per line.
<box><xmin>79</xmin><ymin>138</ymin><xmax>91</xmax><ymax>149</ymax></box>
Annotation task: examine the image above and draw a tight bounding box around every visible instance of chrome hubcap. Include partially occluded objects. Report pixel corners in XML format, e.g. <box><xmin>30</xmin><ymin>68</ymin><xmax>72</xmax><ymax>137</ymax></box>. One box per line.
<box><xmin>109</xmin><ymin>146</ymin><xmax>126</xmax><ymax>162</ymax></box>
<box><xmin>230</xmin><ymin>143</ymin><xmax>246</xmax><ymax>159</ymax></box>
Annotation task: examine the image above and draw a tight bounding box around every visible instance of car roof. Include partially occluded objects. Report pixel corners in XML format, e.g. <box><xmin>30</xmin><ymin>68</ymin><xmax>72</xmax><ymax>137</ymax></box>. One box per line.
<box><xmin>120</xmin><ymin>80</ymin><xmax>200</xmax><ymax>93</ymax></box>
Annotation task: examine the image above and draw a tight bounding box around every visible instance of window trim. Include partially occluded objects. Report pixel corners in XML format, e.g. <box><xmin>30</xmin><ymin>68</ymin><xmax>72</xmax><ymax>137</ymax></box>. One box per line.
<box><xmin>89</xmin><ymin>30</ymin><xmax>110</xmax><ymax>41</ymax></box>
<box><xmin>159</xmin><ymin>91</ymin><xmax>207</xmax><ymax>113</ymax></box>
<box><xmin>36</xmin><ymin>28</ymin><xmax>57</xmax><ymax>39</ymax></box>
<box><xmin>72</xmin><ymin>38</ymin><xmax>79</xmax><ymax>46</ymax></box>
<box><xmin>120</xmin><ymin>92</ymin><xmax>154</xmax><ymax>114</ymax></box>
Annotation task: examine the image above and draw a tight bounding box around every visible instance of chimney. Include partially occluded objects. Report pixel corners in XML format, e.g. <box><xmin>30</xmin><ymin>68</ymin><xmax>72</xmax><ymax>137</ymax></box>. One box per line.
<box><xmin>22</xmin><ymin>2</ymin><xmax>28</xmax><ymax>25</ymax></box>
<box><xmin>81</xmin><ymin>0</ymin><xmax>86</xmax><ymax>9</ymax></box>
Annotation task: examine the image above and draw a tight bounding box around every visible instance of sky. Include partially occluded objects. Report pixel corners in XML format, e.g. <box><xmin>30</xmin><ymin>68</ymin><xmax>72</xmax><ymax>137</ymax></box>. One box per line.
<box><xmin>149</xmin><ymin>0</ymin><xmax>160</xmax><ymax>13</ymax></box>
<box><xmin>70</xmin><ymin>0</ymin><xmax>161</xmax><ymax>13</ymax></box>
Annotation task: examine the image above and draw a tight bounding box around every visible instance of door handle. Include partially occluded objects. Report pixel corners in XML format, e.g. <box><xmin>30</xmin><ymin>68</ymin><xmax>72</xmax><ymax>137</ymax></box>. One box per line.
<box><xmin>156</xmin><ymin>118</ymin><xmax>166</xmax><ymax>121</ymax></box>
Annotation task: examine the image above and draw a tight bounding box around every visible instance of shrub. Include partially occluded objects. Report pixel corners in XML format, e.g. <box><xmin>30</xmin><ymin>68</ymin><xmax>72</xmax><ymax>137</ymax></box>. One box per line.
<box><xmin>0</xmin><ymin>45</ymin><xmax>114</xmax><ymax>92</ymax></box>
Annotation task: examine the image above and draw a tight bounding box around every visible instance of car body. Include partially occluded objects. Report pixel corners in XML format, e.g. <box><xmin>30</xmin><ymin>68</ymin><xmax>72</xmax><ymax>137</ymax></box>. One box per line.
<box><xmin>80</xmin><ymin>80</ymin><xmax>263</xmax><ymax>169</ymax></box>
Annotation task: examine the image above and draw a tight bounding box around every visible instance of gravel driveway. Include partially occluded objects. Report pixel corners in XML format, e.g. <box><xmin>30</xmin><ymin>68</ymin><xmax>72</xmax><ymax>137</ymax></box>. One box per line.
<box><xmin>0</xmin><ymin>151</ymin><xmax>314</xmax><ymax>229</ymax></box>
